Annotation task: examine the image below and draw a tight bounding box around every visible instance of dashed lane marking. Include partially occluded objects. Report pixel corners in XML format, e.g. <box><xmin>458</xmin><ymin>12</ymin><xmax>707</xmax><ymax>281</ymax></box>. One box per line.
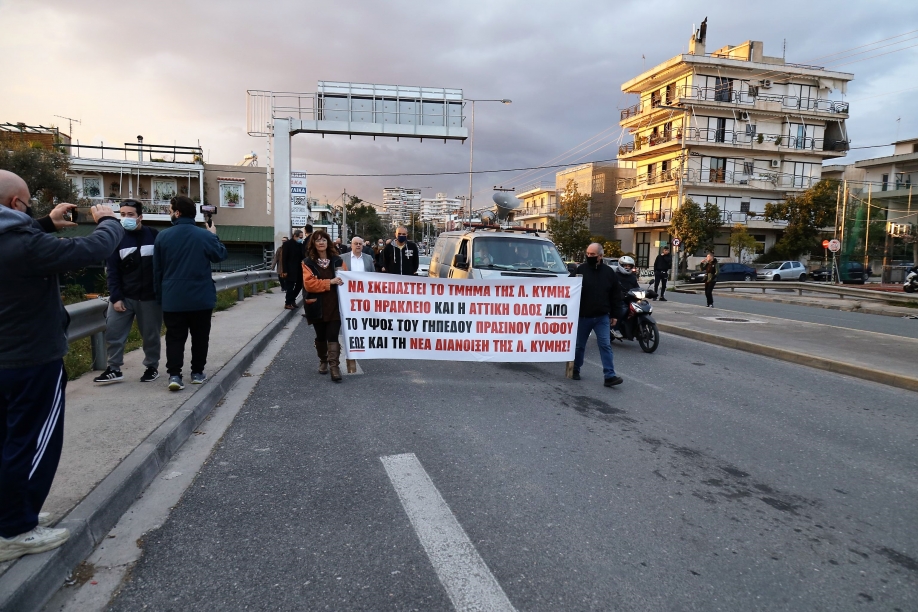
<box><xmin>380</xmin><ymin>453</ymin><xmax>517</xmax><ymax>612</ymax></box>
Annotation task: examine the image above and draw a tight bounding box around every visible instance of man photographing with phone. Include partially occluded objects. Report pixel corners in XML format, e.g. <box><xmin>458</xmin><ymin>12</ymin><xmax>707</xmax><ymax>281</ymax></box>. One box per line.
<box><xmin>0</xmin><ymin>169</ymin><xmax>123</xmax><ymax>562</ymax></box>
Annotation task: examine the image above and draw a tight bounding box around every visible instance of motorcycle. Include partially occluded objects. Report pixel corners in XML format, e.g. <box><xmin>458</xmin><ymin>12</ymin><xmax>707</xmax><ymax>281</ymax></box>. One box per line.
<box><xmin>905</xmin><ymin>270</ymin><xmax>918</xmax><ymax>294</ymax></box>
<box><xmin>613</xmin><ymin>289</ymin><xmax>660</xmax><ymax>353</ymax></box>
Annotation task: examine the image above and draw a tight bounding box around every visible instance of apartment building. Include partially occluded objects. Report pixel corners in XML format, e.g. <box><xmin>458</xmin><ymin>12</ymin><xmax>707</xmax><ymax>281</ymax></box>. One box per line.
<box><xmin>382</xmin><ymin>186</ymin><xmax>422</xmax><ymax>226</ymax></box>
<box><xmin>514</xmin><ymin>181</ymin><xmax>557</xmax><ymax>232</ymax></box>
<box><xmin>419</xmin><ymin>193</ymin><xmax>462</xmax><ymax>221</ymax></box>
<box><xmin>616</xmin><ymin>22</ymin><xmax>853</xmax><ymax>267</ymax></box>
<box><xmin>823</xmin><ymin>137</ymin><xmax>918</xmax><ymax>269</ymax></box>
<box><xmin>555</xmin><ymin>162</ymin><xmax>633</xmax><ymax>240</ymax></box>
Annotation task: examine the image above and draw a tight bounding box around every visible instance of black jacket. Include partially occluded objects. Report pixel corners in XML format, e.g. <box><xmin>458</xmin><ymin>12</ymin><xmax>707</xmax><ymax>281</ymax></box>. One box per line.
<box><xmin>383</xmin><ymin>241</ymin><xmax>419</xmax><ymax>275</ymax></box>
<box><xmin>282</xmin><ymin>239</ymin><xmax>306</xmax><ymax>277</ymax></box>
<box><xmin>653</xmin><ymin>253</ymin><xmax>672</xmax><ymax>276</ymax></box>
<box><xmin>615</xmin><ymin>266</ymin><xmax>641</xmax><ymax>292</ymax></box>
<box><xmin>302</xmin><ymin>255</ymin><xmax>344</xmax><ymax>323</ymax></box>
<box><xmin>0</xmin><ymin>207</ymin><xmax>123</xmax><ymax>368</ymax></box>
<box><xmin>573</xmin><ymin>262</ymin><xmax>622</xmax><ymax>318</ymax></box>
<box><xmin>106</xmin><ymin>225</ymin><xmax>158</xmax><ymax>302</ymax></box>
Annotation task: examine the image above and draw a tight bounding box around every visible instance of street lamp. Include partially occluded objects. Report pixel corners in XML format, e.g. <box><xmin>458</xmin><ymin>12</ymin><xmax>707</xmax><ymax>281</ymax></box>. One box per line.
<box><xmin>466</xmin><ymin>98</ymin><xmax>512</xmax><ymax>226</ymax></box>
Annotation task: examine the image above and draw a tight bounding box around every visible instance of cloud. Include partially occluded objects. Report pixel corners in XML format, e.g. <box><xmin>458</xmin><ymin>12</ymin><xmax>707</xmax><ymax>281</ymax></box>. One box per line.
<box><xmin>2</xmin><ymin>0</ymin><xmax>916</xmax><ymax>203</ymax></box>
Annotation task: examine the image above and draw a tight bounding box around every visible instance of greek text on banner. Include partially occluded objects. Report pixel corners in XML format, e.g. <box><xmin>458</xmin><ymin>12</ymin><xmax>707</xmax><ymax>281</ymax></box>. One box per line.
<box><xmin>336</xmin><ymin>272</ymin><xmax>582</xmax><ymax>362</ymax></box>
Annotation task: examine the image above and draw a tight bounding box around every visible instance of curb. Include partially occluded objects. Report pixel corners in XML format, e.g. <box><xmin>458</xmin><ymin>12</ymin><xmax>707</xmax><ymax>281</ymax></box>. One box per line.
<box><xmin>658</xmin><ymin>323</ymin><xmax>918</xmax><ymax>393</ymax></box>
<box><xmin>672</xmin><ymin>288</ymin><xmax>917</xmax><ymax>319</ymax></box>
<box><xmin>0</xmin><ymin>304</ymin><xmax>302</xmax><ymax>612</ymax></box>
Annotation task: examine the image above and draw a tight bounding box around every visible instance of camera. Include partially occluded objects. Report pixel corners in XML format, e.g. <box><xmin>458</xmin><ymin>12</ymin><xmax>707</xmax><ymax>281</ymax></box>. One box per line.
<box><xmin>200</xmin><ymin>204</ymin><xmax>217</xmax><ymax>227</ymax></box>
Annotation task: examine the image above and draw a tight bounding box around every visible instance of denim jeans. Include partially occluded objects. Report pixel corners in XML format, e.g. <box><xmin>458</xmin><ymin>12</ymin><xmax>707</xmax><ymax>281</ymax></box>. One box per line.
<box><xmin>574</xmin><ymin>315</ymin><xmax>616</xmax><ymax>379</ymax></box>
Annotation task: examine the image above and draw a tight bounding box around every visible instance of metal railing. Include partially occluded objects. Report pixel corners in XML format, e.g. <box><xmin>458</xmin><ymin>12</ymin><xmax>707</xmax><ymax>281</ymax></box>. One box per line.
<box><xmin>617</xmin><ymin>168</ymin><xmax>820</xmax><ymax>191</ymax></box>
<box><xmin>620</xmin><ymin>87</ymin><xmax>849</xmax><ymax>121</ymax></box>
<box><xmin>515</xmin><ymin>204</ymin><xmax>558</xmax><ymax>218</ymax></box>
<box><xmin>60</xmin><ymin>142</ymin><xmax>204</xmax><ymax>164</ymax></box>
<box><xmin>67</xmin><ymin>270</ymin><xmax>278</xmax><ymax>370</ymax></box>
<box><xmin>620</xmin><ymin>128</ymin><xmax>848</xmax><ymax>156</ymax></box>
<box><xmin>706</xmin><ymin>281</ymin><xmax>918</xmax><ymax>305</ymax></box>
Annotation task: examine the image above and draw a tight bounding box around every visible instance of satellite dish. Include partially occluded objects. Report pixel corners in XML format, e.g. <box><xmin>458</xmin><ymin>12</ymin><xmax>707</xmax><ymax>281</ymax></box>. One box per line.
<box><xmin>480</xmin><ymin>210</ymin><xmax>497</xmax><ymax>224</ymax></box>
<box><xmin>492</xmin><ymin>192</ymin><xmax>521</xmax><ymax>220</ymax></box>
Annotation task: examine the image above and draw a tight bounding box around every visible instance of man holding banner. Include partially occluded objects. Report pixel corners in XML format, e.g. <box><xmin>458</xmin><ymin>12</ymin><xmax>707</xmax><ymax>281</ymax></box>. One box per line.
<box><xmin>571</xmin><ymin>243</ymin><xmax>623</xmax><ymax>387</ymax></box>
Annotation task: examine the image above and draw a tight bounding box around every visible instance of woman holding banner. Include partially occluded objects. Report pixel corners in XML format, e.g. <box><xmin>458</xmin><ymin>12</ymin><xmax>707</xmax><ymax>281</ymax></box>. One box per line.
<box><xmin>302</xmin><ymin>230</ymin><xmax>345</xmax><ymax>382</ymax></box>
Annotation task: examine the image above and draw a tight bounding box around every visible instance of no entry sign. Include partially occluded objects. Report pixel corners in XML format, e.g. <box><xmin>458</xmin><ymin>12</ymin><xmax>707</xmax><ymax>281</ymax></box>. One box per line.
<box><xmin>822</xmin><ymin>239</ymin><xmax>830</xmax><ymax>248</ymax></box>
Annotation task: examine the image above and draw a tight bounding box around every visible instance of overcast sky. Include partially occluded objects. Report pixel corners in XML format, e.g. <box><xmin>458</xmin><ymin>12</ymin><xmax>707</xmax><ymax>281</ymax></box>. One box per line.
<box><xmin>2</xmin><ymin>0</ymin><xmax>916</xmax><ymax>208</ymax></box>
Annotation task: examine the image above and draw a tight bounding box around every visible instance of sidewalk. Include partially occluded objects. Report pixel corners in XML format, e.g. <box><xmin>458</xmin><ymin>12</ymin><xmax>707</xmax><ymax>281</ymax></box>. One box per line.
<box><xmin>673</xmin><ymin>285</ymin><xmax>918</xmax><ymax>318</ymax></box>
<box><xmin>653</xmin><ymin>300</ymin><xmax>918</xmax><ymax>392</ymax></box>
<box><xmin>0</xmin><ymin>291</ymin><xmax>297</xmax><ymax>585</ymax></box>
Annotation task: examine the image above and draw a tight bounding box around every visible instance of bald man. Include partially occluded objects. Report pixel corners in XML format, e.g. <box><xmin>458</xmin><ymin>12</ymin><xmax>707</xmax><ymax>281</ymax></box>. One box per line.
<box><xmin>0</xmin><ymin>169</ymin><xmax>123</xmax><ymax>562</ymax></box>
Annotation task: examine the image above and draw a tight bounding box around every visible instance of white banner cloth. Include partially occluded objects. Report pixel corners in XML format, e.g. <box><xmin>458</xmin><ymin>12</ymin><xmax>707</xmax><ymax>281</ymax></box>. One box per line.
<box><xmin>336</xmin><ymin>272</ymin><xmax>582</xmax><ymax>362</ymax></box>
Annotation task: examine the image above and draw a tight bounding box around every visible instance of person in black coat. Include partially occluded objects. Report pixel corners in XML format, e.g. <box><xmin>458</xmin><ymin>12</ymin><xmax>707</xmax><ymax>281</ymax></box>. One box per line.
<box><xmin>652</xmin><ymin>246</ymin><xmax>672</xmax><ymax>301</ymax></box>
<box><xmin>383</xmin><ymin>227</ymin><xmax>419</xmax><ymax>275</ymax></box>
<box><xmin>282</xmin><ymin>229</ymin><xmax>306</xmax><ymax>309</ymax></box>
<box><xmin>571</xmin><ymin>243</ymin><xmax>624</xmax><ymax>387</ymax></box>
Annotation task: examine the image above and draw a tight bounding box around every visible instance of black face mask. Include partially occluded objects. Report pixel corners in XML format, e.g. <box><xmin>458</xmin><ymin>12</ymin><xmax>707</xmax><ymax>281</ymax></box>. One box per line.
<box><xmin>24</xmin><ymin>206</ymin><xmax>34</xmax><ymax>218</ymax></box>
<box><xmin>586</xmin><ymin>256</ymin><xmax>599</xmax><ymax>266</ymax></box>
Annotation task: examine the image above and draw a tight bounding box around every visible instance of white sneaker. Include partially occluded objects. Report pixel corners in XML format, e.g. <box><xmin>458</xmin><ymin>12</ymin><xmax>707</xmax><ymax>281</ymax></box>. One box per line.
<box><xmin>612</xmin><ymin>329</ymin><xmax>624</xmax><ymax>340</ymax></box>
<box><xmin>38</xmin><ymin>512</ymin><xmax>53</xmax><ymax>526</ymax></box>
<box><xmin>0</xmin><ymin>525</ymin><xmax>70</xmax><ymax>562</ymax></box>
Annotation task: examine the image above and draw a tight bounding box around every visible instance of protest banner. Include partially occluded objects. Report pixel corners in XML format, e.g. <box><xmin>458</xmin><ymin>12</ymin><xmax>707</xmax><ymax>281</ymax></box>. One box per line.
<box><xmin>336</xmin><ymin>272</ymin><xmax>582</xmax><ymax>362</ymax></box>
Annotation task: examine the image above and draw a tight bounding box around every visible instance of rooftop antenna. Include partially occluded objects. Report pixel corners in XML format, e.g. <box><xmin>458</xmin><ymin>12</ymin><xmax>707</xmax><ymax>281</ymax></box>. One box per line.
<box><xmin>53</xmin><ymin>115</ymin><xmax>81</xmax><ymax>138</ymax></box>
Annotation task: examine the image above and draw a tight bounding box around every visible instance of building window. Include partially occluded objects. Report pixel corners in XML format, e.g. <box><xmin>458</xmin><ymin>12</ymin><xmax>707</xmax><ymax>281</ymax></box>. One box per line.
<box><xmin>709</xmin><ymin>158</ymin><xmax>726</xmax><ymax>183</ymax></box>
<box><xmin>740</xmin><ymin>201</ymin><xmax>750</xmax><ymax>213</ymax></box>
<box><xmin>81</xmin><ymin>176</ymin><xmax>103</xmax><ymax>200</ymax></box>
<box><xmin>636</xmin><ymin>232</ymin><xmax>651</xmax><ymax>268</ymax></box>
<box><xmin>151</xmin><ymin>179</ymin><xmax>177</xmax><ymax>203</ymax></box>
<box><xmin>882</xmin><ymin>174</ymin><xmax>889</xmax><ymax>191</ymax></box>
<box><xmin>743</xmin><ymin>161</ymin><xmax>754</xmax><ymax>176</ymax></box>
<box><xmin>745</xmin><ymin>124</ymin><xmax>756</xmax><ymax>137</ymax></box>
<box><xmin>792</xmin><ymin>162</ymin><xmax>819</xmax><ymax>188</ymax></box>
<box><xmin>592</xmin><ymin>175</ymin><xmax>605</xmax><ymax>194</ymax></box>
<box><xmin>651</xmin><ymin>90</ymin><xmax>662</xmax><ymax>108</ymax></box>
<box><xmin>219</xmin><ymin>181</ymin><xmax>245</xmax><ymax>208</ymax></box>
<box><xmin>714</xmin><ymin>77</ymin><xmax>733</xmax><ymax>102</ymax></box>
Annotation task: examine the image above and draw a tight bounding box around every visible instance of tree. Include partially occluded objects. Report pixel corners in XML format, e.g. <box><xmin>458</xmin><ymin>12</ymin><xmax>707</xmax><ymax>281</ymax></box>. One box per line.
<box><xmin>548</xmin><ymin>179</ymin><xmax>592</xmax><ymax>260</ymax></box>
<box><xmin>729</xmin><ymin>224</ymin><xmax>757</xmax><ymax>261</ymax></box>
<box><xmin>764</xmin><ymin>179</ymin><xmax>838</xmax><ymax>258</ymax></box>
<box><xmin>669</xmin><ymin>197</ymin><xmax>723</xmax><ymax>271</ymax></box>
<box><xmin>603</xmin><ymin>240</ymin><xmax>624</xmax><ymax>258</ymax></box>
<box><xmin>343</xmin><ymin>195</ymin><xmax>387</xmax><ymax>243</ymax></box>
<box><xmin>0</xmin><ymin>135</ymin><xmax>75</xmax><ymax>216</ymax></box>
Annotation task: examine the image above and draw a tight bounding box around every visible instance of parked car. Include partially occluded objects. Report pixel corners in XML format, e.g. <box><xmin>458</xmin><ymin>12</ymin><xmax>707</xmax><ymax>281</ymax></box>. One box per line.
<box><xmin>809</xmin><ymin>261</ymin><xmax>872</xmax><ymax>284</ymax></box>
<box><xmin>417</xmin><ymin>255</ymin><xmax>431</xmax><ymax>277</ymax></box>
<box><xmin>602</xmin><ymin>257</ymin><xmax>619</xmax><ymax>268</ymax></box>
<box><xmin>756</xmin><ymin>260</ymin><xmax>808</xmax><ymax>281</ymax></box>
<box><xmin>688</xmin><ymin>262</ymin><xmax>757</xmax><ymax>283</ymax></box>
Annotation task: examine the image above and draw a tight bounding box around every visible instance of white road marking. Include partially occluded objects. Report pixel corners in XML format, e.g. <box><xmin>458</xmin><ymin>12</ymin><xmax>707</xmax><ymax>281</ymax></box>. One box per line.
<box><xmin>380</xmin><ymin>453</ymin><xmax>516</xmax><ymax>612</ymax></box>
<box><xmin>583</xmin><ymin>358</ymin><xmax>662</xmax><ymax>390</ymax></box>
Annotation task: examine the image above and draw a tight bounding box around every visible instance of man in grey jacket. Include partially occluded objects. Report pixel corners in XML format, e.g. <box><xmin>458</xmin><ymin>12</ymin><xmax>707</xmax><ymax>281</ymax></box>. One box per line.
<box><xmin>0</xmin><ymin>169</ymin><xmax>122</xmax><ymax>562</ymax></box>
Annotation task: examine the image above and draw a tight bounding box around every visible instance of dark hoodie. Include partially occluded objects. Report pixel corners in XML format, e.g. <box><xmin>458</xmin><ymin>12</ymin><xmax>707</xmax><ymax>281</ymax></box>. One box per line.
<box><xmin>0</xmin><ymin>206</ymin><xmax>123</xmax><ymax>368</ymax></box>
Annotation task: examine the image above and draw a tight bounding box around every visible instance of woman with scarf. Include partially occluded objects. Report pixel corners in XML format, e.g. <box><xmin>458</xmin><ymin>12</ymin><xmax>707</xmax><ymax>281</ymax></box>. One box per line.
<box><xmin>302</xmin><ymin>230</ymin><xmax>345</xmax><ymax>382</ymax></box>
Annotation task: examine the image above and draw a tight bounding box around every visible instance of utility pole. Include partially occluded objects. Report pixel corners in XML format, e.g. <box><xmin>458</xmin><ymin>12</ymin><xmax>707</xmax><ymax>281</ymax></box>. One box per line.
<box><xmin>342</xmin><ymin>189</ymin><xmax>348</xmax><ymax>244</ymax></box>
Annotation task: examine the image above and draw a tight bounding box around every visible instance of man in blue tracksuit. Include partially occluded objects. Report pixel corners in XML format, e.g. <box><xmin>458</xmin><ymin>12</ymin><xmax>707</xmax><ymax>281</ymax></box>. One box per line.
<box><xmin>0</xmin><ymin>169</ymin><xmax>123</xmax><ymax>562</ymax></box>
<box><xmin>153</xmin><ymin>196</ymin><xmax>227</xmax><ymax>391</ymax></box>
<box><xmin>94</xmin><ymin>200</ymin><xmax>162</xmax><ymax>384</ymax></box>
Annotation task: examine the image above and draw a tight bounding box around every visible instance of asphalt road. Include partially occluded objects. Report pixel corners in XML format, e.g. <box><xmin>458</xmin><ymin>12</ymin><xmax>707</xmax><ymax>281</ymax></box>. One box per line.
<box><xmin>665</xmin><ymin>287</ymin><xmax>918</xmax><ymax>339</ymax></box>
<box><xmin>108</xmin><ymin>321</ymin><xmax>917</xmax><ymax>611</ymax></box>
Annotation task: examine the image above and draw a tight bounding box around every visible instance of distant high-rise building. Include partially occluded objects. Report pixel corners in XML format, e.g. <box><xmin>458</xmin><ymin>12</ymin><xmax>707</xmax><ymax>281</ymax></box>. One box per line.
<box><xmin>382</xmin><ymin>187</ymin><xmax>422</xmax><ymax>226</ymax></box>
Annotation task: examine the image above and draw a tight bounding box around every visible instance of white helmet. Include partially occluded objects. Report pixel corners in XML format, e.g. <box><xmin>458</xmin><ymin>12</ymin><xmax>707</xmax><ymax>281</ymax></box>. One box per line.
<box><xmin>619</xmin><ymin>255</ymin><xmax>635</xmax><ymax>270</ymax></box>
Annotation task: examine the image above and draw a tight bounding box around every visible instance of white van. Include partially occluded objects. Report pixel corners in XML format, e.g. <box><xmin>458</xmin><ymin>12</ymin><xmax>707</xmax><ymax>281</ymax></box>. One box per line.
<box><xmin>428</xmin><ymin>228</ymin><xmax>570</xmax><ymax>279</ymax></box>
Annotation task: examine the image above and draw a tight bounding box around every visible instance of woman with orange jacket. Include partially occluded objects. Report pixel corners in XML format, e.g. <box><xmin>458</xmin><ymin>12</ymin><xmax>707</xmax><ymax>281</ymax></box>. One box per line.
<box><xmin>302</xmin><ymin>229</ymin><xmax>345</xmax><ymax>382</ymax></box>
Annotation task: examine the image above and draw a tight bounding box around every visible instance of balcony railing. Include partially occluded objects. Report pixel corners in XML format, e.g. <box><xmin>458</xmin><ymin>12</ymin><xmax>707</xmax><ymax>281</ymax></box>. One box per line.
<box><xmin>617</xmin><ymin>169</ymin><xmax>820</xmax><ymax>191</ymax></box>
<box><xmin>676</xmin><ymin>85</ymin><xmax>849</xmax><ymax>113</ymax></box>
<box><xmin>620</xmin><ymin>87</ymin><xmax>849</xmax><ymax>121</ymax></box>
<box><xmin>516</xmin><ymin>205</ymin><xmax>558</xmax><ymax>218</ymax></box>
<box><xmin>619</xmin><ymin>128</ymin><xmax>849</xmax><ymax>154</ymax></box>
<box><xmin>62</xmin><ymin>142</ymin><xmax>204</xmax><ymax>164</ymax></box>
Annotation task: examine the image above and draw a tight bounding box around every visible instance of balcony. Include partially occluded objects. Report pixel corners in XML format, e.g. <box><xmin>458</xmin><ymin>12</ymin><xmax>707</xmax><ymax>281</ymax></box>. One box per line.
<box><xmin>72</xmin><ymin>197</ymin><xmax>204</xmax><ymax>222</ymax></box>
<box><xmin>515</xmin><ymin>204</ymin><xmax>558</xmax><ymax>220</ymax></box>
<box><xmin>617</xmin><ymin>168</ymin><xmax>820</xmax><ymax>193</ymax></box>
<box><xmin>620</xmin><ymin>86</ymin><xmax>849</xmax><ymax>124</ymax></box>
<box><xmin>619</xmin><ymin>130</ymin><xmax>683</xmax><ymax>158</ymax></box>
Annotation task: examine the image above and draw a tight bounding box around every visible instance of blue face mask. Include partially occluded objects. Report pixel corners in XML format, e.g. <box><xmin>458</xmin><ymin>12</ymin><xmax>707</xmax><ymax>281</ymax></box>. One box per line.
<box><xmin>121</xmin><ymin>217</ymin><xmax>138</xmax><ymax>231</ymax></box>
<box><xmin>397</xmin><ymin>235</ymin><xmax>407</xmax><ymax>244</ymax></box>
<box><xmin>297</xmin><ymin>238</ymin><xmax>304</xmax><ymax>244</ymax></box>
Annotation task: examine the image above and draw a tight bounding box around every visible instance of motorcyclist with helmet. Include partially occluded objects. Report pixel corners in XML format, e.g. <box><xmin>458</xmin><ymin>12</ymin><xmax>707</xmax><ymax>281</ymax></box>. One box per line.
<box><xmin>612</xmin><ymin>255</ymin><xmax>640</xmax><ymax>339</ymax></box>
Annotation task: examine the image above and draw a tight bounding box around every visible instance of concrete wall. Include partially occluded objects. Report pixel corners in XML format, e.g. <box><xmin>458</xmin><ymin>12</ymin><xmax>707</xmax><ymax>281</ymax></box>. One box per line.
<box><xmin>202</xmin><ymin>164</ymin><xmax>269</xmax><ymax>227</ymax></box>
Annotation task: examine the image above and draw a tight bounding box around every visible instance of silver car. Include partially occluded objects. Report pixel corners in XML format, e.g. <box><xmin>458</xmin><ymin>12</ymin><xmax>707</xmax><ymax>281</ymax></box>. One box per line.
<box><xmin>756</xmin><ymin>260</ymin><xmax>807</xmax><ymax>281</ymax></box>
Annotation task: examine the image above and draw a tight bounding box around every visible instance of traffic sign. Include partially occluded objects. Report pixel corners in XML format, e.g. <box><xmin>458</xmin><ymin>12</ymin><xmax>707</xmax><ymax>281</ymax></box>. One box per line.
<box><xmin>822</xmin><ymin>239</ymin><xmax>830</xmax><ymax>248</ymax></box>
<box><xmin>672</xmin><ymin>238</ymin><xmax>681</xmax><ymax>247</ymax></box>
<box><xmin>828</xmin><ymin>239</ymin><xmax>841</xmax><ymax>253</ymax></box>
